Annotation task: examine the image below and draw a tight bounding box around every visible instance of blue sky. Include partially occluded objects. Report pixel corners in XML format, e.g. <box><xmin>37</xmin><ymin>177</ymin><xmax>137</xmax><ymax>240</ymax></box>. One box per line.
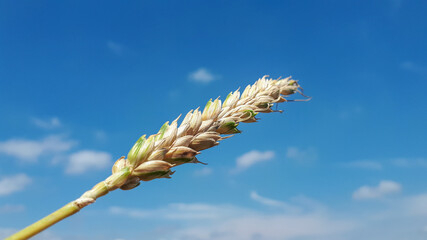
<box><xmin>1</xmin><ymin>1</ymin><xmax>427</xmax><ymax>239</ymax></box>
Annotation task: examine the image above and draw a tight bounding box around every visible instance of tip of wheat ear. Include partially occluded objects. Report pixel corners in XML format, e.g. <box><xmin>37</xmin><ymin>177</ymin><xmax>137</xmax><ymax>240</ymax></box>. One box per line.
<box><xmin>77</xmin><ymin>75</ymin><xmax>308</xmax><ymax>206</ymax></box>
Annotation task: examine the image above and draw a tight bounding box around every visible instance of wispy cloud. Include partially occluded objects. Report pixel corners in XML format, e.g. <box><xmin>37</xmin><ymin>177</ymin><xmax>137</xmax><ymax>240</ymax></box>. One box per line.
<box><xmin>107</xmin><ymin>40</ymin><xmax>125</xmax><ymax>55</ymax></box>
<box><xmin>168</xmin><ymin>89</ymin><xmax>181</xmax><ymax>100</ymax></box>
<box><xmin>110</xmin><ymin>203</ymin><xmax>245</xmax><ymax>220</ymax></box>
<box><xmin>105</xmin><ymin>188</ymin><xmax>427</xmax><ymax>240</ymax></box>
<box><xmin>338</xmin><ymin>106</ymin><xmax>363</xmax><ymax>120</ymax></box>
<box><xmin>94</xmin><ymin>130</ymin><xmax>108</xmax><ymax>142</ymax></box>
<box><xmin>353</xmin><ymin>180</ymin><xmax>401</xmax><ymax>200</ymax></box>
<box><xmin>250</xmin><ymin>191</ymin><xmax>301</xmax><ymax>212</ymax></box>
<box><xmin>0</xmin><ymin>135</ymin><xmax>75</xmax><ymax>162</ymax></box>
<box><xmin>0</xmin><ymin>204</ymin><xmax>25</xmax><ymax>214</ymax></box>
<box><xmin>0</xmin><ymin>174</ymin><xmax>32</xmax><ymax>196</ymax></box>
<box><xmin>344</xmin><ymin>160</ymin><xmax>383</xmax><ymax>170</ymax></box>
<box><xmin>233</xmin><ymin>150</ymin><xmax>275</xmax><ymax>172</ymax></box>
<box><xmin>32</xmin><ymin>231</ymin><xmax>62</xmax><ymax>240</ymax></box>
<box><xmin>31</xmin><ymin>117</ymin><xmax>61</xmax><ymax>129</ymax></box>
<box><xmin>400</xmin><ymin>61</ymin><xmax>427</xmax><ymax>77</ymax></box>
<box><xmin>66</xmin><ymin>150</ymin><xmax>112</xmax><ymax>175</ymax></box>
<box><xmin>286</xmin><ymin>147</ymin><xmax>317</xmax><ymax>165</ymax></box>
<box><xmin>173</xmin><ymin>213</ymin><xmax>353</xmax><ymax>240</ymax></box>
<box><xmin>0</xmin><ymin>229</ymin><xmax>16</xmax><ymax>240</ymax></box>
<box><xmin>188</xmin><ymin>68</ymin><xmax>219</xmax><ymax>83</ymax></box>
<box><xmin>343</xmin><ymin>157</ymin><xmax>427</xmax><ymax>170</ymax></box>
<box><xmin>107</xmin><ymin>190</ymin><xmax>427</xmax><ymax>240</ymax></box>
<box><xmin>110</xmin><ymin>195</ymin><xmax>354</xmax><ymax>240</ymax></box>
<box><xmin>403</xmin><ymin>194</ymin><xmax>427</xmax><ymax>216</ymax></box>
<box><xmin>389</xmin><ymin>0</ymin><xmax>403</xmax><ymax>13</ymax></box>
<box><xmin>391</xmin><ymin>158</ymin><xmax>427</xmax><ymax>168</ymax></box>
<box><xmin>0</xmin><ymin>228</ymin><xmax>61</xmax><ymax>240</ymax></box>
<box><xmin>194</xmin><ymin>167</ymin><xmax>213</xmax><ymax>177</ymax></box>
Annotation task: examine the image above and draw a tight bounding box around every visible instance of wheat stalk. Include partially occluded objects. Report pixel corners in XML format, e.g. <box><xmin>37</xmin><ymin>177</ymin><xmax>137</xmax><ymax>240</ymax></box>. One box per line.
<box><xmin>6</xmin><ymin>75</ymin><xmax>308</xmax><ymax>240</ymax></box>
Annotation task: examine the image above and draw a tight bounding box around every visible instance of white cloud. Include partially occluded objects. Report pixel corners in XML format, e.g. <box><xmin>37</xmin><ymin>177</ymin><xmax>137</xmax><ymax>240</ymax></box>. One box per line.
<box><xmin>194</xmin><ymin>167</ymin><xmax>213</xmax><ymax>176</ymax></box>
<box><xmin>107</xmin><ymin>40</ymin><xmax>125</xmax><ymax>55</ymax></box>
<box><xmin>109</xmin><ymin>206</ymin><xmax>151</xmax><ymax>218</ymax></box>
<box><xmin>286</xmin><ymin>147</ymin><xmax>317</xmax><ymax>165</ymax></box>
<box><xmin>403</xmin><ymin>194</ymin><xmax>427</xmax><ymax>216</ymax></box>
<box><xmin>343</xmin><ymin>157</ymin><xmax>427</xmax><ymax>170</ymax></box>
<box><xmin>110</xmin><ymin>203</ymin><xmax>245</xmax><ymax>220</ymax></box>
<box><xmin>0</xmin><ymin>228</ymin><xmax>16</xmax><ymax>240</ymax></box>
<box><xmin>233</xmin><ymin>150</ymin><xmax>275</xmax><ymax>172</ymax></box>
<box><xmin>392</xmin><ymin>158</ymin><xmax>427</xmax><ymax>168</ymax></box>
<box><xmin>353</xmin><ymin>180</ymin><xmax>402</xmax><ymax>200</ymax></box>
<box><xmin>105</xmin><ymin>191</ymin><xmax>427</xmax><ymax>240</ymax></box>
<box><xmin>0</xmin><ymin>135</ymin><xmax>75</xmax><ymax>162</ymax></box>
<box><xmin>0</xmin><ymin>204</ymin><xmax>25</xmax><ymax>213</ymax></box>
<box><xmin>188</xmin><ymin>68</ymin><xmax>218</xmax><ymax>83</ymax></box>
<box><xmin>31</xmin><ymin>117</ymin><xmax>61</xmax><ymax>129</ymax></box>
<box><xmin>344</xmin><ymin>160</ymin><xmax>383</xmax><ymax>170</ymax></box>
<box><xmin>110</xmin><ymin>195</ymin><xmax>354</xmax><ymax>240</ymax></box>
<box><xmin>66</xmin><ymin>150</ymin><xmax>112</xmax><ymax>174</ymax></box>
<box><xmin>0</xmin><ymin>174</ymin><xmax>32</xmax><ymax>196</ymax></box>
<box><xmin>173</xmin><ymin>214</ymin><xmax>353</xmax><ymax>240</ymax></box>
<box><xmin>250</xmin><ymin>191</ymin><xmax>286</xmax><ymax>208</ymax></box>
<box><xmin>250</xmin><ymin>191</ymin><xmax>300</xmax><ymax>212</ymax></box>
<box><xmin>12</xmin><ymin>191</ymin><xmax>427</xmax><ymax>240</ymax></box>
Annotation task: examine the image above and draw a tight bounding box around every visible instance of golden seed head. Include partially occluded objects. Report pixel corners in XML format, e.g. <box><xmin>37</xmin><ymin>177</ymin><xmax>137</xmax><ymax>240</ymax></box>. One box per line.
<box><xmin>122</xmin><ymin>76</ymin><xmax>307</xmax><ymax>187</ymax></box>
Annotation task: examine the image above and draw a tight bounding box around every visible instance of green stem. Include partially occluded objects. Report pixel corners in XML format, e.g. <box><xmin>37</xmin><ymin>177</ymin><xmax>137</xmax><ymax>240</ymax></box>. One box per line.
<box><xmin>5</xmin><ymin>202</ymin><xmax>80</xmax><ymax>240</ymax></box>
<box><xmin>6</xmin><ymin>168</ymin><xmax>131</xmax><ymax>239</ymax></box>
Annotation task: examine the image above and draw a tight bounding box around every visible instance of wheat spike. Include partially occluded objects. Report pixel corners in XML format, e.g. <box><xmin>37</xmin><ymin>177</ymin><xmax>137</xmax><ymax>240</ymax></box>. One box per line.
<box><xmin>77</xmin><ymin>75</ymin><xmax>307</xmax><ymax>206</ymax></box>
<box><xmin>6</xmin><ymin>75</ymin><xmax>308</xmax><ymax>240</ymax></box>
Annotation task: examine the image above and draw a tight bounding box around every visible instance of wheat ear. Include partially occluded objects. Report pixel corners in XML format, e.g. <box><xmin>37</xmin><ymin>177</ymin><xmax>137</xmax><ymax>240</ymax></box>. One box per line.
<box><xmin>6</xmin><ymin>75</ymin><xmax>309</xmax><ymax>240</ymax></box>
